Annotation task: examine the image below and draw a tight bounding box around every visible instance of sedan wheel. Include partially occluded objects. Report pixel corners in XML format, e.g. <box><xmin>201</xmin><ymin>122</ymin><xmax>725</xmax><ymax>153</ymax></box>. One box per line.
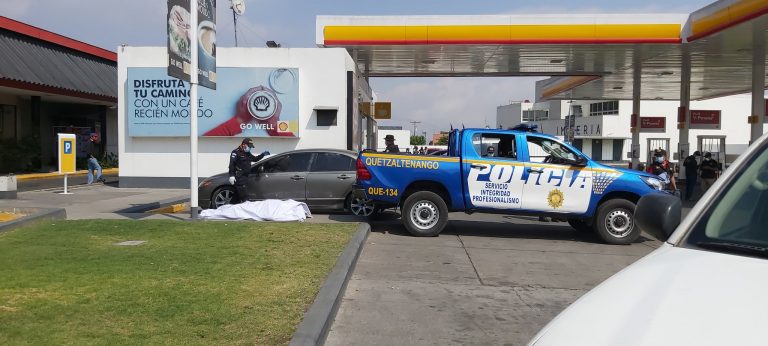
<box><xmin>213</xmin><ymin>187</ymin><xmax>238</xmax><ymax>208</ymax></box>
<box><xmin>349</xmin><ymin>196</ymin><xmax>375</xmax><ymax>216</ymax></box>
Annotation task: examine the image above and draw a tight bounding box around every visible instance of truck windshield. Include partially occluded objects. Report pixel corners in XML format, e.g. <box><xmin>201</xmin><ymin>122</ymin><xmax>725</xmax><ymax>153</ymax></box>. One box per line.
<box><xmin>526</xmin><ymin>136</ymin><xmax>578</xmax><ymax>164</ymax></box>
<box><xmin>684</xmin><ymin>146</ymin><xmax>768</xmax><ymax>259</ymax></box>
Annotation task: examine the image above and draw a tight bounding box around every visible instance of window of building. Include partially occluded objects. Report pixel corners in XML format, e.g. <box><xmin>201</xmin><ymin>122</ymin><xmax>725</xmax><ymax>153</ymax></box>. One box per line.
<box><xmin>0</xmin><ymin>105</ymin><xmax>18</xmax><ymax>140</ymax></box>
<box><xmin>588</xmin><ymin>101</ymin><xmax>619</xmax><ymax>116</ymax></box>
<box><xmin>522</xmin><ymin>109</ymin><xmax>549</xmax><ymax>121</ymax></box>
<box><xmin>570</xmin><ymin>105</ymin><xmax>583</xmax><ymax>117</ymax></box>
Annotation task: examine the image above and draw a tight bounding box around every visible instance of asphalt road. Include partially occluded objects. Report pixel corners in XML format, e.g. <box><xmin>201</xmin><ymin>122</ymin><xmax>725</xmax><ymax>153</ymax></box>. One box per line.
<box><xmin>326</xmin><ymin>212</ymin><xmax>661</xmax><ymax>346</ymax></box>
<box><xmin>17</xmin><ymin>173</ymin><xmax>119</xmax><ymax>192</ymax></box>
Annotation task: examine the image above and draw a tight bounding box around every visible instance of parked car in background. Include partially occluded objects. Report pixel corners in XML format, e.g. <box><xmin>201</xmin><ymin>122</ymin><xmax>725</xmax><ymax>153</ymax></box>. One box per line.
<box><xmin>199</xmin><ymin>149</ymin><xmax>373</xmax><ymax>214</ymax></box>
<box><xmin>528</xmin><ymin>133</ymin><xmax>768</xmax><ymax>346</ymax></box>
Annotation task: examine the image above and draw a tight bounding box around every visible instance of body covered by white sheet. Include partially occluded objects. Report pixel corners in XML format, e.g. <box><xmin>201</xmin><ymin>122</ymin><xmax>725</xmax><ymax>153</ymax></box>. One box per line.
<box><xmin>200</xmin><ymin>200</ymin><xmax>312</xmax><ymax>221</ymax></box>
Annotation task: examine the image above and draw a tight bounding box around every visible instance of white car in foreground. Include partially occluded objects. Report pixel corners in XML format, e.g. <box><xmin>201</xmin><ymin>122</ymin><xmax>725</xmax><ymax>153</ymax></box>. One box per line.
<box><xmin>529</xmin><ymin>133</ymin><xmax>768</xmax><ymax>346</ymax></box>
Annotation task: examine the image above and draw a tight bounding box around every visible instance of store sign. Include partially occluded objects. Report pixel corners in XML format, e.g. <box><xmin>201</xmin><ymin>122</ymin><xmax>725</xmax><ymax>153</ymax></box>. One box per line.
<box><xmin>689</xmin><ymin>110</ymin><xmax>721</xmax><ymax>129</ymax></box>
<box><xmin>374</xmin><ymin>102</ymin><xmax>391</xmax><ymax>119</ymax></box>
<box><xmin>167</xmin><ymin>0</ymin><xmax>216</xmax><ymax>90</ymax></box>
<box><xmin>127</xmin><ymin>67</ymin><xmax>299</xmax><ymax>137</ymax></box>
<box><xmin>639</xmin><ymin>117</ymin><xmax>665</xmax><ymax>133</ymax></box>
<box><xmin>555</xmin><ymin>115</ymin><xmax>602</xmax><ymax>137</ymax></box>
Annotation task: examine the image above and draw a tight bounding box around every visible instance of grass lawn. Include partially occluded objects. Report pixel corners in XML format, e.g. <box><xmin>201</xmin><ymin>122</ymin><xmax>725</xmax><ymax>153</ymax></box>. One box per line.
<box><xmin>0</xmin><ymin>220</ymin><xmax>357</xmax><ymax>345</ymax></box>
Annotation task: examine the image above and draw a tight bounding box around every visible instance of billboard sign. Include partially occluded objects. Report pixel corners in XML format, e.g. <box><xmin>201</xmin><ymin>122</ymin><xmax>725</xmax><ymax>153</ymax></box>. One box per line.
<box><xmin>639</xmin><ymin>117</ymin><xmax>666</xmax><ymax>133</ymax></box>
<box><xmin>127</xmin><ymin>67</ymin><xmax>299</xmax><ymax>137</ymax></box>
<box><xmin>167</xmin><ymin>0</ymin><xmax>216</xmax><ymax>89</ymax></box>
<box><xmin>689</xmin><ymin>110</ymin><xmax>721</xmax><ymax>129</ymax></box>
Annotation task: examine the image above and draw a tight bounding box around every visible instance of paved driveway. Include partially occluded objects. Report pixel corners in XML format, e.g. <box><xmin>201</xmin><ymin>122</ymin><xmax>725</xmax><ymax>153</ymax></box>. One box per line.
<box><xmin>326</xmin><ymin>212</ymin><xmax>661</xmax><ymax>346</ymax></box>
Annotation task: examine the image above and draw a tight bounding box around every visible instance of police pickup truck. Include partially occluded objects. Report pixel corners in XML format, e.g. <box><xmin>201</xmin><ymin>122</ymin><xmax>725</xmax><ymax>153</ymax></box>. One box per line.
<box><xmin>354</xmin><ymin>128</ymin><xmax>667</xmax><ymax>244</ymax></box>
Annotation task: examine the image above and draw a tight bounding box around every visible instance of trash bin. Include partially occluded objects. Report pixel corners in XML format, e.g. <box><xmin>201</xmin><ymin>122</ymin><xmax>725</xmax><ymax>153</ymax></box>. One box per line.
<box><xmin>0</xmin><ymin>175</ymin><xmax>17</xmax><ymax>199</ymax></box>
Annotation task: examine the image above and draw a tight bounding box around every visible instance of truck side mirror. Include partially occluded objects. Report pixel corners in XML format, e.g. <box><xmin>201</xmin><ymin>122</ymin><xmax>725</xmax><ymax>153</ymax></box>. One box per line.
<box><xmin>635</xmin><ymin>193</ymin><xmax>681</xmax><ymax>241</ymax></box>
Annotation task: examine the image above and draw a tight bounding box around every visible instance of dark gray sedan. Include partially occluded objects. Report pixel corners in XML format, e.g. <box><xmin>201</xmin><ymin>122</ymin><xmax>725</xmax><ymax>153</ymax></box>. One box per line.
<box><xmin>198</xmin><ymin>148</ymin><xmax>374</xmax><ymax>215</ymax></box>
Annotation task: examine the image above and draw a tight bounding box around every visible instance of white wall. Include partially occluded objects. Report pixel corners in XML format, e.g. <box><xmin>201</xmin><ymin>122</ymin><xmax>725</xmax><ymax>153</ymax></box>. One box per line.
<box><xmin>118</xmin><ymin>47</ymin><xmax>355</xmax><ymax>183</ymax></box>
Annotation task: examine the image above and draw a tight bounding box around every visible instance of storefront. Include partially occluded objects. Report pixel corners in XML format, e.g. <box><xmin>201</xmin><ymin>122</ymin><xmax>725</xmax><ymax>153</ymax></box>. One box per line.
<box><xmin>118</xmin><ymin>46</ymin><xmax>373</xmax><ymax>188</ymax></box>
<box><xmin>0</xmin><ymin>16</ymin><xmax>117</xmax><ymax>174</ymax></box>
<box><xmin>497</xmin><ymin>95</ymin><xmax>764</xmax><ymax>168</ymax></box>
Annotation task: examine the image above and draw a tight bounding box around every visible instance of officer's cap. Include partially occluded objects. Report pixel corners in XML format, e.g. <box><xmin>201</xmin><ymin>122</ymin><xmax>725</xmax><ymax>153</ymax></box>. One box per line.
<box><xmin>241</xmin><ymin>138</ymin><xmax>255</xmax><ymax>148</ymax></box>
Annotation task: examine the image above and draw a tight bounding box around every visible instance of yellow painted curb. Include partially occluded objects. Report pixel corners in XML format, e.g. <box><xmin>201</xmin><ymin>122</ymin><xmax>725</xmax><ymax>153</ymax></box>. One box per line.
<box><xmin>15</xmin><ymin>168</ymin><xmax>119</xmax><ymax>181</ymax></box>
<box><xmin>0</xmin><ymin>212</ymin><xmax>22</xmax><ymax>222</ymax></box>
<box><xmin>146</xmin><ymin>203</ymin><xmax>188</xmax><ymax>214</ymax></box>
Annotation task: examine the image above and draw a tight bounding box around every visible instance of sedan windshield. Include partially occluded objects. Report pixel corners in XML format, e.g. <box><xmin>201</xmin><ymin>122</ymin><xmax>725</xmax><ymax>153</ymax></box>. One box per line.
<box><xmin>684</xmin><ymin>146</ymin><xmax>768</xmax><ymax>259</ymax></box>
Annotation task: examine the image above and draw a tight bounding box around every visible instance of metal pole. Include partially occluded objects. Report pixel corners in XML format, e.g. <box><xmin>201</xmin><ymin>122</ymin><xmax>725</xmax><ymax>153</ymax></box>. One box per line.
<box><xmin>190</xmin><ymin>0</ymin><xmax>200</xmax><ymax>219</ymax></box>
<box><xmin>679</xmin><ymin>45</ymin><xmax>691</xmax><ymax>162</ymax></box>
<box><xmin>750</xmin><ymin>27</ymin><xmax>766</xmax><ymax>144</ymax></box>
<box><xmin>64</xmin><ymin>174</ymin><xmax>68</xmax><ymax>194</ymax></box>
<box><xmin>233</xmin><ymin>9</ymin><xmax>238</xmax><ymax>47</ymax></box>
<box><xmin>631</xmin><ymin>60</ymin><xmax>641</xmax><ymax>168</ymax></box>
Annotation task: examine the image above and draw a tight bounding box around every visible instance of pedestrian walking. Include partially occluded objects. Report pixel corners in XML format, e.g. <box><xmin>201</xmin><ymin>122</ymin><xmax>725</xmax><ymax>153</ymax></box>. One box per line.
<box><xmin>683</xmin><ymin>151</ymin><xmax>701</xmax><ymax>201</ymax></box>
<box><xmin>86</xmin><ymin>133</ymin><xmax>105</xmax><ymax>184</ymax></box>
<box><xmin>699</xmin><ymin>152</ymin><xmax>719</xmax><ymax>193</ymax></box>
<box><xmin>229</xmin><ymin>138</ymin><xmax>269</xmax><ymax>204</ymax></box>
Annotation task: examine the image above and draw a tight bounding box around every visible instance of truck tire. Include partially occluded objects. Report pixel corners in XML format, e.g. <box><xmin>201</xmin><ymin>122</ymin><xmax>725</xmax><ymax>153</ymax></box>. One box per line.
<box><xmin>567</xmin><ymin>219</ymin><xmax>593</xmax><ymax>233</ymax></box>
<box><xmin>594</xmin><ymin>199</ymin><xmax>640</xmax><ymax>245</ymax></box>
<box><xmin>402</xmin><ymin>191</ymin><xmax>449</xmax><ymax>237</ymax></box>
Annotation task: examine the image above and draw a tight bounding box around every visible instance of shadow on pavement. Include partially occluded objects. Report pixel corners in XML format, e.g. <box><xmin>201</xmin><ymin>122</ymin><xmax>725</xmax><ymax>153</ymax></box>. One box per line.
<box><xmin>368</xmin><ymin>211</ymin><xmax>655</xmax><ymax>245</ymax></box>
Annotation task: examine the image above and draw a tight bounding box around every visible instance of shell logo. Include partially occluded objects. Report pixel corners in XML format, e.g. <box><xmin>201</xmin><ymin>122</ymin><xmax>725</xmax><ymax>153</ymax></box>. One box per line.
<box><xmin>277</xmin><ymin>121</ymin><xmax>290</xmax><ymax>133</ymax></box>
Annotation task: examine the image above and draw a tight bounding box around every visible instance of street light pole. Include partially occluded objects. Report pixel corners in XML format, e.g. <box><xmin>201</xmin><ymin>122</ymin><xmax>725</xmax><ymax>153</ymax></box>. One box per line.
<box><xmin>189</xmin><ymin>0</ymin><xmax>199</xmax><ymax>220</ymax></box>
<box><xmin>409</xmin><ymin>121</ymin><xmax>421</xmax><ymax>137</ymax></box>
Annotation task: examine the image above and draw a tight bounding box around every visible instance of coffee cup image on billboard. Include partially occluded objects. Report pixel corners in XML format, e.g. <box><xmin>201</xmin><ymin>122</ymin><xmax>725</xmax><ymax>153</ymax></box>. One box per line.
<box><xmin>203</xmin><ymin>86</ymin><xmax>295</xmax><ymax>137</ymax></box>
<box><xmin>198</xmin><ymin>21</ymin><xmax>215</xmax><ymax>58</ymax></box>
<box><xmin>168</xmin><ymin>6</ymin><xmax>191</xmax><ymax>60</ymax></box>
<box><xmin>268</xmin><ymin>69</ymin><xmax>296</xmax><ymax>94</ymax></box>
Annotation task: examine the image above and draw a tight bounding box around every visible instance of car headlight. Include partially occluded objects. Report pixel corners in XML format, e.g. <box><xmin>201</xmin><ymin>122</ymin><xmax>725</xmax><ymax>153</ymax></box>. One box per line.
<box><xmin>640</xmin><ymin>176</ymin><xmax>664</xmax><ymax>191</ymax></box>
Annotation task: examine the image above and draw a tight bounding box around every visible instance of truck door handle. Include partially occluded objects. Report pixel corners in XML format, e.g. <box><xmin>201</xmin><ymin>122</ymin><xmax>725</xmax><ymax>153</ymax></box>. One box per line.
<box><xmin>527</xmin><ymin>168</ymin><xmax>544</xmax><ymax>174</ymax></box>
<box><xmin>337</xmin><ymin>174</ymin><xmax>352</xmax><ymax>180</ymax></box>
<box><xmin>291</xmin><ymin>175</ymin><xmax>305</xmax><ymax>181</ymax></box>
<box><xmin>471</xmin><ymin>164</ymin><xmax>488</xmax><ymax>169</ymax></box>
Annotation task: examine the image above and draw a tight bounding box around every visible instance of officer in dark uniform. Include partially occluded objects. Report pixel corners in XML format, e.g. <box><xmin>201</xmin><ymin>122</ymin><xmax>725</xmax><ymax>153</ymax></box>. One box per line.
<box><xmin>383</xmin><ymin>134</ymin><xmax>400</xmax><ymax>153</ymax></box>
<box><xmin>229</xmin><ymin>138</ymin><xmax>269</xmax><ymax>203</ymax></box>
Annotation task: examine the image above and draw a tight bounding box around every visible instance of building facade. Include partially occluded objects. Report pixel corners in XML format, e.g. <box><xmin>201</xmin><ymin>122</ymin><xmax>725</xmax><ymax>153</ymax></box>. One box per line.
<box><xmin>0</xmin><ymin>16</ymin><xmax>117</xmax><ymax>174</ymax></box>
<box><xmin>497</xmin><ymin>95</ymin><xmax>766</xmax><ymax>168</ymax></box>
<box><xmin>118</xmin><ymin>46</ymin><xmax>373</xmax><ymax>188</ymax></box>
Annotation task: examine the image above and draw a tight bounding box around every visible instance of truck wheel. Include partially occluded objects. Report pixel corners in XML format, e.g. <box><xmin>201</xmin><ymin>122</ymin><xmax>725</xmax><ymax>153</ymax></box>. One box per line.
<box><xmin>402</xmin><ymin>191</ymin><xmax>449</xmax><ymax>237</ymax></box>
<box><xmin>567</xmin><ymin>219</ymin><xmax>593</xmax><ymax>232</ymax></box>
<box><xmin>594</xmin><ymin>199</ymin><xmax>640</xmax><ymax>245</ymax></box>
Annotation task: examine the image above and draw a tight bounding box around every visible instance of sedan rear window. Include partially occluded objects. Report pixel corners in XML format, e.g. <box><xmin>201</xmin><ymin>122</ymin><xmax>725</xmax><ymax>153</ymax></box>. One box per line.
<box><xmin>311</xmin><ymin>153</ymin><xmax>354</xmax><ymax>172</ymax></box>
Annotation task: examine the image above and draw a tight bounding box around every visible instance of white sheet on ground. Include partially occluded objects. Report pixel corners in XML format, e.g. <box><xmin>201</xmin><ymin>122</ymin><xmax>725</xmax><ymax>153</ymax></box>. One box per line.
<box><xmin>199</xmin><ymin>200</ymin><xmax>312</xmax><ymax>221</ymax></box>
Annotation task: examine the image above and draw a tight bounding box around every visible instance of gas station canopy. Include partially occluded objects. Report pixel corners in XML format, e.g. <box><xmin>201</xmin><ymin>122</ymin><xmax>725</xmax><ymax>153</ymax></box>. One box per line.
<box><xmin>316</xmin><ymin>0</ymin><xmax>768</xmax><ymax>101</ymax></box>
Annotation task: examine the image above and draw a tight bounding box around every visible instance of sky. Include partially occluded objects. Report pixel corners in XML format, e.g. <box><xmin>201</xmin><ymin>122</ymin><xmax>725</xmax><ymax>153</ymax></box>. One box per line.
<box><xmin>1</xmin><ymin>0</ymin><xmax>713</xmax><ymax>139</ymax></box>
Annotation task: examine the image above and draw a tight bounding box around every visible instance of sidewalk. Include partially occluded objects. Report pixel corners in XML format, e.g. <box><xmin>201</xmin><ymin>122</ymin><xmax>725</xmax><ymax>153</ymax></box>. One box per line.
<box><xmin>0</xmin><ymin>184</ymin><xmax>188</xmax><ymax>220</ymax></box>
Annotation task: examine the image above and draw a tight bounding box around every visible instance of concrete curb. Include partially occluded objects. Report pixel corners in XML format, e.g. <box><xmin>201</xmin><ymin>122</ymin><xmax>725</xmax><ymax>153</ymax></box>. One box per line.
<box><xmin>290</xmin><ymin>222</ymin><xmax>370</xmax><ymax>346</ymax></box>
<box><xmin>0</xmin><ymin>207</ymin><xmax>67</xmax><ymax>234</ymax></box>
<box><xmin>116</xmin><ymin>196</ymin><xmax>190</xmax><ymax>214</ymax></box>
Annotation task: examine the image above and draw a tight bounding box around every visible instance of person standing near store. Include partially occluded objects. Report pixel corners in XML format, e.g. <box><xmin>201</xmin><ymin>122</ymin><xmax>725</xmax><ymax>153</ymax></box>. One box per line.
<box><xmin>229</xmin><ymin>138</ymin><xmax>269</xmax><ymax>204</ymax></box>
<box><xmin>700</xmin><ymin>152</ymin><xmax>719</xmax><ymax>193</ymax></box>
<box><xmin>85</xmin><ymin>133</ymin><xmax>105</xmax><ymax>184</ymax></box>
<box><xmin>384</xmin><ymin>134</ymin><xmax>400</xmax><ymax>153</ymax></box>
<box><xmin>683</xmin><ymin>151</ymin><xmax>701</xmax><ymax>201</ymax></box>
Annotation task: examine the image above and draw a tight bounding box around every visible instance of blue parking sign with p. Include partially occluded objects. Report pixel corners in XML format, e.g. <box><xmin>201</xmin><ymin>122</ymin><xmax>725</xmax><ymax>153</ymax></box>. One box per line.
<box><xmin>64</xmin><ymin>141</ymin><xmax>73</xmax><ymax>154</ymax></box>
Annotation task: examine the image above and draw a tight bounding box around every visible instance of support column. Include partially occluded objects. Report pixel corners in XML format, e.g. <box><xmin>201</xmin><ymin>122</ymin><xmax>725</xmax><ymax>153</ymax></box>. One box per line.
<box><xmin>631</xmin><ymin>63</ymin><xmax>641</xmax><ymax>168</ymax></box>
<box><xmin>750</xmin><ymin>27</ymin><xmax>766</xmax><ymax>144</ymax></box>
<box><xmin>678</xmin><ymin>45</ymin><xmax>691</xmax><ymax>162</ymax></box>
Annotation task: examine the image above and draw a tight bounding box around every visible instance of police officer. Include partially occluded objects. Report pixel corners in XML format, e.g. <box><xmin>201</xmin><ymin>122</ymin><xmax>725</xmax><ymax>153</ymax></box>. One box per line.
<box><xmin>229</xmin><ymin>138</ymin><xmax>269</xmax><ymax>204</ymax></box>
<box><xmin>384</xmin><ymin>134</ymin><xmax>400</xmax><ymax>153</ymax></box>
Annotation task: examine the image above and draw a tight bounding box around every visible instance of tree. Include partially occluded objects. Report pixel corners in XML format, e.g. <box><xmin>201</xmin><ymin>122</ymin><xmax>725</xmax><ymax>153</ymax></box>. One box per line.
<box><xmin>410</xmin><ymin>135</ymin><xmax>426</xmax><ymax>145</ymax></box>
<box><xmin>436</xmin><ymin>135</ymin><xmax>449</xmax><ymax>145</ymax></box>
